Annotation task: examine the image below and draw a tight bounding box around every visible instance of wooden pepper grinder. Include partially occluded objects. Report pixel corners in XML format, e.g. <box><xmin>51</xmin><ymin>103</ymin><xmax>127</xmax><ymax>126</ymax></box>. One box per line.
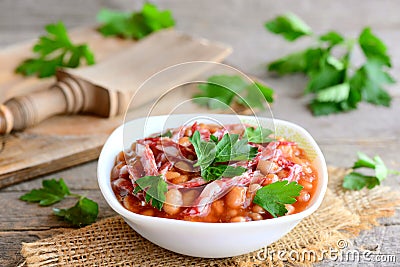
<box><xmin>0</xmin><ymin>29</ymin><xmax>231</xmax><ymax>134</ymax></box>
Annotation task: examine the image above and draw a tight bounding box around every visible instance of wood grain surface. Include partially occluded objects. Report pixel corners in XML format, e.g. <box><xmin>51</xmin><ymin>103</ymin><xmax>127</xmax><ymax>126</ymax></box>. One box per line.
<box><xmin>0</xmin><ymin>28</ymin><xmax>230</xmax><ymax>188</ymax></box>
<box><xmin>0</xmin><ymin>0</ymin><xmax>399</xmax><ymax>266</ymax></box>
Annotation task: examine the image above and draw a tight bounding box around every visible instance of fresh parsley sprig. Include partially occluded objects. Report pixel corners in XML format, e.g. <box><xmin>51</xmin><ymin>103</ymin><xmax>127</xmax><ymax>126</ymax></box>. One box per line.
<box><xmin>265</xmin><ymin>13</ymin><xmax>395</xmax><ymax>116</ymax></box>
<box><xmin>193</xmin><ymin>75</ymin><xmax>274</xmax><ymax>111</ymax></box>
<box><xmin>20</xmin><ymin>178</ymin><xmax>98</xmax><ymax>227</ymax></box>
<box><xmin>133</xmin><ymin>175</ymin><xmax>168</xmax><ymax>210</ymax></box>
<box><xmin>190</xmin><ymin>130</ymin><xmax>257</xmax><ymax>181</ymax></box>
<box><xmin>244</xmin><ymin>126</ymin><xmax>274</xmax><ymax>143</ymax></box>
<box><xmin>343</xmin><ymin>152</ymin><xmax>399</xmax><ymax>190</ymax></box>
<box><xmin>16</xmin><ymin>22</ymin><xmax>95</xmax><ymax>78</ymax></box>
<box><xmin>253</xmin><ymin>180</ymin><xmax>303</xmax><ymax>217</ymax></box>
<box><xmin>97</xmin><ymin>3</ymin><xmax>175</xmax><ymax>39</ymax></box>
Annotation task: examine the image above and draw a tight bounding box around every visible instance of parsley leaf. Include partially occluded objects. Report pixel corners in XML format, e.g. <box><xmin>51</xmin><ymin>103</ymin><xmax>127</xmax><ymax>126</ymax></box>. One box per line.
<box><xmin>265</xmin><ymin>13</ymin><xmax>312</xmax><ymax>41</ymax></box>
<box><xmin>190</xmin><ymin>130</ymin><xmax>256</xmax><ymax>181</ymax></box>
<box><xmin>158</xmin><ymin>130</ymin><xmax>173</xmax><ymax>138</ymax></box>
<box><xmin>266</xmin><ymin>13</ymin><xmax>395</xmax><ymax>116</ymax></box>
<box><xmin>97</xmin><ymin>3</ymin><xmax>175</xmax><ymax>40</ymax></box>
<box><xmin>190</xmin><ymin>131</ymin><xmax>216</xmax><ymax>170</ymax></box>
<box><xmin>342</xmin><ymin>172</ymin><xmax>379</xmax><ymax>190</ymax></box>
<box><xmin>357</xmin><ymin>60</ymin><xmax>395</xmax><ymax>107</ymax></box>
<box><xmin>15</xmin><ymin>22</ymin><xmax>95</xmax><ymax>78</ymax></box>
<box><xmin>342</xmin><ymin>152</ymin><xmax>398</xmax><ymax>190</ymax></box>
<box><xmin>53</xmin><ymin>197</ymin><xmax>99</xmax><ymax>227</ymax></box>
<box><xmin>244</xmin><ymin>126</ymin><xmax>274</xmax><ymax>143</ymax></box>
<box><xmin>359</xmin><ymin>27</ymin><xmax>391</xmax><ymax>67</ymax></box>
<box><xmin>253</xmin><ymin>181</ymin><xmax>303</xmax><ymax>218</ymax></box>
<box><xmin>133</xmin><ymin>175</ymin><xmax>168</xmax><ymax>210</ymax></box>
<box><xmin>193</xmin><ymin>75</ymin><xmax>274</xmax><ymax>111</ymax></box>
<box><xmin>316</xmin><ymin>83</ymin><xmax>350</xmax><ymax>103</ymax></box>
<box><xmin>20</xmin><ymin>178</ymin><xmax>99</xmax><ymax>227</ymax></box>
<box><xmin>202</xmin><ymin>165</ymin><xmax>247</xmax><ymax>182</ymax></box>
<box><xmin>352</xmin><ymin>151</ymin><xmax>378</xmax><ymax>169</ymax></box>
<box><xmin>268</xmin><ymin>50</ymin><xmax>308</xmax><ymax>75</ymax></box>
<box><xmin>20</xmin><ymin>178</ymin><xmax>70</xmax><ymax>206</ymax></box>
<box><xmin>319</xmin><ymin>31</ymin><xmax>345</xmax><ymax>47</ymax></box>
<box><xmin>214</xmin><ymin>133</ymin><xmax>257</xmax><ymax>162</ymax></box>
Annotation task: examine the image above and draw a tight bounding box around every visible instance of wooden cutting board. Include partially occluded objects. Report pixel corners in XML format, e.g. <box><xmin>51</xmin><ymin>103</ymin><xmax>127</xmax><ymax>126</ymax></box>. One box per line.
<box><xmin>0</xmin><ymin>27</ymin><xmax>231</xmax><ymax>188</ymax></box>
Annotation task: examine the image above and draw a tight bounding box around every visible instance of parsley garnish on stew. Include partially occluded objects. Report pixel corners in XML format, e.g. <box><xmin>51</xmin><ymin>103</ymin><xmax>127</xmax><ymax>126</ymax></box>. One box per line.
<box><xmin>244</xmin><ymin>126</ymin><xmax>274</xmax><ymax>143</ymax></box>
<box><xmin>190</xmin><ymin>130</ymin><xmax>257</xmax><ymax>181</ymax></box>
<box><xmin>342</xmin><ymin>152</ymin><xmax>399</xmax><ymax>190</ymax></box>
<box><xmin>253</xmin><ymin>181</ymin><xmax>303</xmax><ymax>218</ymax></box>
<box><xmin>265</xmin><ymin>13</ymin><xmax>395</xmax><ymax>116</ymax></box>
<box><xmin>97</xmin><ymin>2</ymin><xmax>175</xmax><ymax>40</ymax></box>
<box><xmin>15</xmin><ymin>22</ymin><xmax>95</xmax><ymax>78</ymax></box>
<box><xmin>133</xmin><ymin>175</ymin><xmax>168</xmax><ymax>210</ymax></box>
<box><xmin>20</xmin><ymin>178</ymin><xmax>98</xmax><ymax>227</ymax></box>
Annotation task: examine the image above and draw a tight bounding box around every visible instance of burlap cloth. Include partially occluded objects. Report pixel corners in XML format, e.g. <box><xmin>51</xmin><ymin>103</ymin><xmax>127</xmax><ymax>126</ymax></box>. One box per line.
<box><xmin>21</xmin><ymin>167</ymin><xmax>400</xmax><ymax>266</ymax></box>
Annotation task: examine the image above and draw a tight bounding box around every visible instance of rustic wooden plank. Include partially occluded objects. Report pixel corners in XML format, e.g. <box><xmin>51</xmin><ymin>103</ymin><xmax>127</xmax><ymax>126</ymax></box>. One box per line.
<box><xmin>0</xmin><ymin>229</ymin><xmax>68</xmax><ymax>267</ymax></box>
<box><xmin>0</xmin><ymin>190</ymin><xmax>116</xmax><ymax>230</ymax></box>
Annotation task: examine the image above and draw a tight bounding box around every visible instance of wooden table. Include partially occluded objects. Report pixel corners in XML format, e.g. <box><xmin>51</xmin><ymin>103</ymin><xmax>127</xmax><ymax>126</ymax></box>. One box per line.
<box><xmin>1</xmin><ymin>1</ymin><xmax>399</xmax><ymax>266</ymax></box>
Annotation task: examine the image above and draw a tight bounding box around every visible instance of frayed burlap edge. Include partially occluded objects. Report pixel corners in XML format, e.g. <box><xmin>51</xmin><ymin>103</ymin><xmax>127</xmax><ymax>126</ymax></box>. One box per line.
<box><xmin>21</xmin><ymin>167</ymin><xmax>400</xmax><ymax>267</ymax></box>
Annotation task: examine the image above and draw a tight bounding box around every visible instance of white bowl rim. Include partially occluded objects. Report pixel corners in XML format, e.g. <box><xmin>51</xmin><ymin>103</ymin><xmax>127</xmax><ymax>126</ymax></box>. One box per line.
<box><xmin>98</xmin><ymin>114</ymin><xmax>328</xmax><ymax>228</ymax></box>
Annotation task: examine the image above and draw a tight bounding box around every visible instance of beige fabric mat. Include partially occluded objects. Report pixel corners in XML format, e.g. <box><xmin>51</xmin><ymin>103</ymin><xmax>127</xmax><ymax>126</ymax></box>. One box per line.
<box><xmin>21</xmin><ymin>167</ymin><xmax>400</xmax><ymax>266</ymax></box>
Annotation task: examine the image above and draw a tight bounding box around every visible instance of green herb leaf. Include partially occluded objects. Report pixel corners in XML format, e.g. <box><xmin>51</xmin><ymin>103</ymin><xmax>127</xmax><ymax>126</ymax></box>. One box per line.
<box><xmin>239</xmin><ymin>82</ymin><xmax>274</xmax><ymax>109</ymax></box>
<box><xmin>202</xmin><ymin>165</ymin><xmax>247</xmax><ymax>182</ymax></box>
<box><xmin>231</xmin><ymin>138</ymin><xmax>258</xmax><ymax>161</ymax></box>
<box><xmin>266</xmin><ymin>13</ymin><xmax>395</xmax><ymax>116</ymax></box>
<box><xmin>358</xmin><ymin>60</ymin><xmax>395</xmax><ymax>107</ymax></box>
<box><xmin>352</xmin><ymin>152</ymin><xmax>388</xmax><ymax>181</ymax></box>
<box><xmin>352</xmin><ymin>152</ymin><xmax>377</xmax><ymax>169</ymax></box>
<box><xmin>316</xmin><ymin>83</ymin><xmax>350</xmax><ymax>103</ymax></box>
<box><xmin>213</xmin><ymin>133</ymin><xmax>239</xmax><ymax>162</ymax></box>
<box><xmin>53</xmin><ymin>197</ymin><xmax>99</xmax><ymax>227</ymax></box>
<box><xmin>190</xmin><ymin>131</ymin><xmax>257</xmax><ymax>181</ymax></box>
<box><xmin>309</xmin><ymin>100</ymin><xmax>343</xmax><ymax>116</ymax></box>
<box><xmin>97</xmin><ymin>3</ymin><xmax>175</xmax><ymax>39</ymax></box>
<box><xmin>133</xmin><ymin>175</ymin><xmax>168</xmax><ymax>210</ymax></box>
<box><xmin>190</xmin><ymin>131</ymin><xmax>216</xmax><ymax>170</ymax></box>
<box><xmin>319</xmin><ymin>31</ymin><xmax>345</xmax><ymax>47</ymax></box>
<box><xmin>253</xmin><ymin>181</ymin><xmax>303</xmax><ymax>217</ymax></box>
<box><xmin>267</xmin><ymin>50</ymin><xmax>308</xmax><ymax>75</ymax></box>
<box><xmin>15</xmin><ymin>22</ymin><xmax>95</xmax><ymax>78</ymax></box>
<box><xmin>194</xmin><ymin>75</ymin><xmax>247</xmax><ymax>109</ymax></box>
<box><xmin>342</xmin><ymin>172</ymin><xmax>380</xmax><ymax>190</ymax></box>
<box><xmin>158</xmin><ymin>130</ymin><xmax>173</xmax><ymax>138</ymax></box>
<box><xmin>359</xmin><ymin>27</ymin><xmax>391</xmax><ymax>67</ymax></box>
<box><xmin>306</xmin><ymin>57</ymin><xmax>345</xmax><ymax>94</ymax></box>
<box><xmin>20</xmin><ymin>178</ymin><xmax>70</xmax><ymax>206</ymax></box>
<box><xmin>193</xmin><ymin>75</ymin><xmax>274</xmax><ymax>110</ymax></box>
<box><xmin>265</xmin><ymin>13</ymin><xmax>312</xmax><ymax>41</ymax></box>
<box><xmin>244</xmin><ymin>126</ymin><xmax>274</xmax><ymax>143</ymax></box>
<box><xmin>210</xmin><ymin>134</ymin><xmax>219</xmax><ymax>143</ymax></box>
<box><xmin>214</xmin><ymin>133</ymin><xmax>257</xmax><ymax>162</ymax></box>
<box><xmin>342</xmin><ymin>152</ymin><xmax>395</xmax><ymax>190</ymax></box>
<box><xmin>20</xmin><ymin>178</ymin><xmax>99</xmax><ymax>227</ymax></box>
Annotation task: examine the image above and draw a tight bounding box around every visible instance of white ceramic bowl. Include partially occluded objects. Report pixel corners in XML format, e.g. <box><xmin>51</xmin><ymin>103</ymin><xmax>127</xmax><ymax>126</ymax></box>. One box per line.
<box><xmin>97</xmin><ymin>114</ymin><xmax>328</xmax><ymax>258</ymax></box>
